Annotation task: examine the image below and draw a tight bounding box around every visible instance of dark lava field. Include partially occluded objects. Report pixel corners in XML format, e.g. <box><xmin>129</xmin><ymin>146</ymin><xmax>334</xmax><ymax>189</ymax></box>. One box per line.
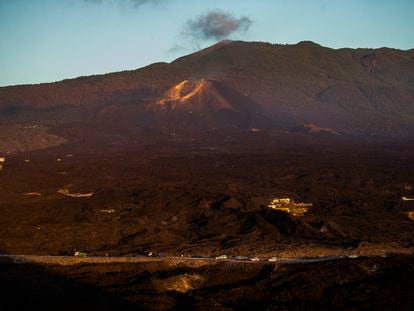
<box><xmin>1</xmin><ymin>130</ymin><xmax>414</xmax><ymax>257</ymax></box>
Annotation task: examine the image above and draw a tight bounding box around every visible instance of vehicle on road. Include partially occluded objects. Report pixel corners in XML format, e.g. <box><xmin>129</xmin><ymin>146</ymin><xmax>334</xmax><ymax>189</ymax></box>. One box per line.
<box><xmin>268</xmin><ymin>257</ymin><xmax>279</xmax><ymax>262</ymax></box>
<box><xmin>147</xmin><ymin>252</ymin><xmax>162</xmax><ymax>257</ymax></box>
<box><xmin>215</xmin><ymin>255</ymin><xmax>228</xmax><ymax>260</ymax></box>
<box><xmin>74</xmin><ymin>251</ymin><xmax>87</xmax><ymax>257</ymax></box>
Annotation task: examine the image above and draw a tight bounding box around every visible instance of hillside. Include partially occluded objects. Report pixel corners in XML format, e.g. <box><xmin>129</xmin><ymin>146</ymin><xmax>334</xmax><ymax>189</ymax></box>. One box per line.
<box><xmin>0</xmin><ymin>40</ymin><xmax>414</xmax><ymax>137</ymax></box>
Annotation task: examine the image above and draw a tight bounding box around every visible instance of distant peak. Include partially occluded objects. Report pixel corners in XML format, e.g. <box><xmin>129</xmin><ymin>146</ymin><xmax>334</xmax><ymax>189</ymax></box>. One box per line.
<box><xmin>195</xmin><ymin>78</ymin><xmax>212</xmax><ymax>86</ymax></box>
<box><xmin>296</xmin><ymin>41</ymin><xmax>322</xmax><ymax>48</ymax></box>
<box><xmin>216</xmin><ymin>39</ymin><xmax>233</xmax><ymax>45</ymax></box>
<box><xmin>188</xmin><ymin>40</ymin><xmax>235</xmax><ymax>58</ymax></box>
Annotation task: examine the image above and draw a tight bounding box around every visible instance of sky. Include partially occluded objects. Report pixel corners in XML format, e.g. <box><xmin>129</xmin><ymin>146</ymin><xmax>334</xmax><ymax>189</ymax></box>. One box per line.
<box><xmin>0</xmin><ymin>0</ymin><xmax>413</xmax><ymax>86</ymax></box>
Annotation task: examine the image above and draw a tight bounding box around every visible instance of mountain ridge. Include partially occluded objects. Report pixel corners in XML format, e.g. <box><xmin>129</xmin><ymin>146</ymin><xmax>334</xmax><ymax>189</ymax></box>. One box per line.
<box><xmin>1</xmin><ymin>40</ymin><xmax>414</xmax><ymax>137</ymax></box>
<box><xmin>2</xmin><ymin>40</ymin><xmax>412</xmax><ymax>89</ymax></box>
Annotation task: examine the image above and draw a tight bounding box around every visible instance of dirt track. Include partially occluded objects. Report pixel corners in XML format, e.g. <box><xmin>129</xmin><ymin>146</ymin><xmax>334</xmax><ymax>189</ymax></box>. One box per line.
<box><xmin>0</xmin><ymin>254</ymin><xmax>343</xmax><ymax>266</ymax></box>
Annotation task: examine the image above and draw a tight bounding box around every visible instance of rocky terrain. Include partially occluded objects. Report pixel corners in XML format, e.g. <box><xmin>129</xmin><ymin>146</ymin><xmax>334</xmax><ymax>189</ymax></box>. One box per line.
<box><xmin>0</xmin><ymin>123</ymin><xmax>66</xmax><ymax>154</ymax></box>
<box><xmin>0</xmin><ymin>134</ymin><xmax>413</xmax><ymax>257</ymax></box>
<box><xmin>1</xmin><ymin>255</ymin><xmax>413</xmax><ymax>310</ymax></box>
<box><xmin>0</xmin><ymin>40</ymin><xmax>413</xmax><ymax>309</ymax></box>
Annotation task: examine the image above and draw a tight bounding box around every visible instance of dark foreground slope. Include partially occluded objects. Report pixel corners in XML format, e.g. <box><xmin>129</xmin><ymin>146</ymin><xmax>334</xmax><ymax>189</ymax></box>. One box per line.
<box><xmin>1</xmin><ymin>255</ymin><xmax>413</xmax><ymax>310</ymax></box>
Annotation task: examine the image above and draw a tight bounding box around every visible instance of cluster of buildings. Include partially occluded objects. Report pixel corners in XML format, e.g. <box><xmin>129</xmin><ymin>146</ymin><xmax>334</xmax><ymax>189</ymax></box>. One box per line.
<box><xmin>267</xmin><ymin>198</ymin><xmax>313</xmax><ymax>216</ymax></box>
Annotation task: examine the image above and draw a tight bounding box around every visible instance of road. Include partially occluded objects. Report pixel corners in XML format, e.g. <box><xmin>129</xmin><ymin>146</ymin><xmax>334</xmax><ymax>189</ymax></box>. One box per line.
<box><xmin>0</xmin><ymin>254</ymin><xmax>348</xmax><ymax>266</ymax></box>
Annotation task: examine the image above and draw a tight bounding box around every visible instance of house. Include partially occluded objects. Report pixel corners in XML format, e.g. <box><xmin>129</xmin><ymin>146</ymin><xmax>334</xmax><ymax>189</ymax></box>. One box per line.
<box><xmin>267</xmin><ymin>197</ymin><xmax>313</xmax><ymax>216</ymax></box>
<box><xmin>273</xmin><ymin>198</ymin><xmax>291</xmax><ymax>204</ymax></box>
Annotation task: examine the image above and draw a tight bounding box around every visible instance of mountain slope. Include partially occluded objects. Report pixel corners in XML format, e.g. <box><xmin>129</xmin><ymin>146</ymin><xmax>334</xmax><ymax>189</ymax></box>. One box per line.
<box><xmin>143</xmin><ymin>79</ymin><xmax>273</xmax><ymax>129</ymax></box>
<box><xmin>1</xmin><ymin>40</ymin><xmax>413</xmax><ymax>137</ymax></box>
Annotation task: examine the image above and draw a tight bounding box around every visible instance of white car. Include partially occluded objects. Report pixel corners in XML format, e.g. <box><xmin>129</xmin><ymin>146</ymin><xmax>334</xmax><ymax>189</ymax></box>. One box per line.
<box><xmin>74</xmin><ymin>251</ymin><xmax>87</xmax><ymax>257</ymax></box>
<box><xmin>268</xmin><ymin>257</ymin><xmax>279</xmax><ymax>262</ymax></box>
<box><xmin>215</xmin><ymin>255</ymin><xmax>228</xmax><ymax>260</ymax></box>
<box><xmin>250</xmin><ymin>257</ymin><xmax>260</xmax><ymax>262</ymax></box>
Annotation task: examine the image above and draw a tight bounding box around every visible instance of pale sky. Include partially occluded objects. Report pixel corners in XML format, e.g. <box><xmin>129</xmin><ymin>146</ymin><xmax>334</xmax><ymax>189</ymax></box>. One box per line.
<box><xmin>1</xmin><ymin>0</ymin><xmax>413</xmax><ymax>86</ymax></box>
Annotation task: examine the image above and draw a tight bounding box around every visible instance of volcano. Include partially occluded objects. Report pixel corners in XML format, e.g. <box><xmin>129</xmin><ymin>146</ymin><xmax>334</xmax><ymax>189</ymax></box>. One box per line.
<box><xmin>153</xmin><ymin>79</ymin><xmax>236</xmax><ymax>112</ymax></box>
<box><xmin>143</xmin><ymin>79</ymin><xmax>273</xmax><ymax>129</ymax></box>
